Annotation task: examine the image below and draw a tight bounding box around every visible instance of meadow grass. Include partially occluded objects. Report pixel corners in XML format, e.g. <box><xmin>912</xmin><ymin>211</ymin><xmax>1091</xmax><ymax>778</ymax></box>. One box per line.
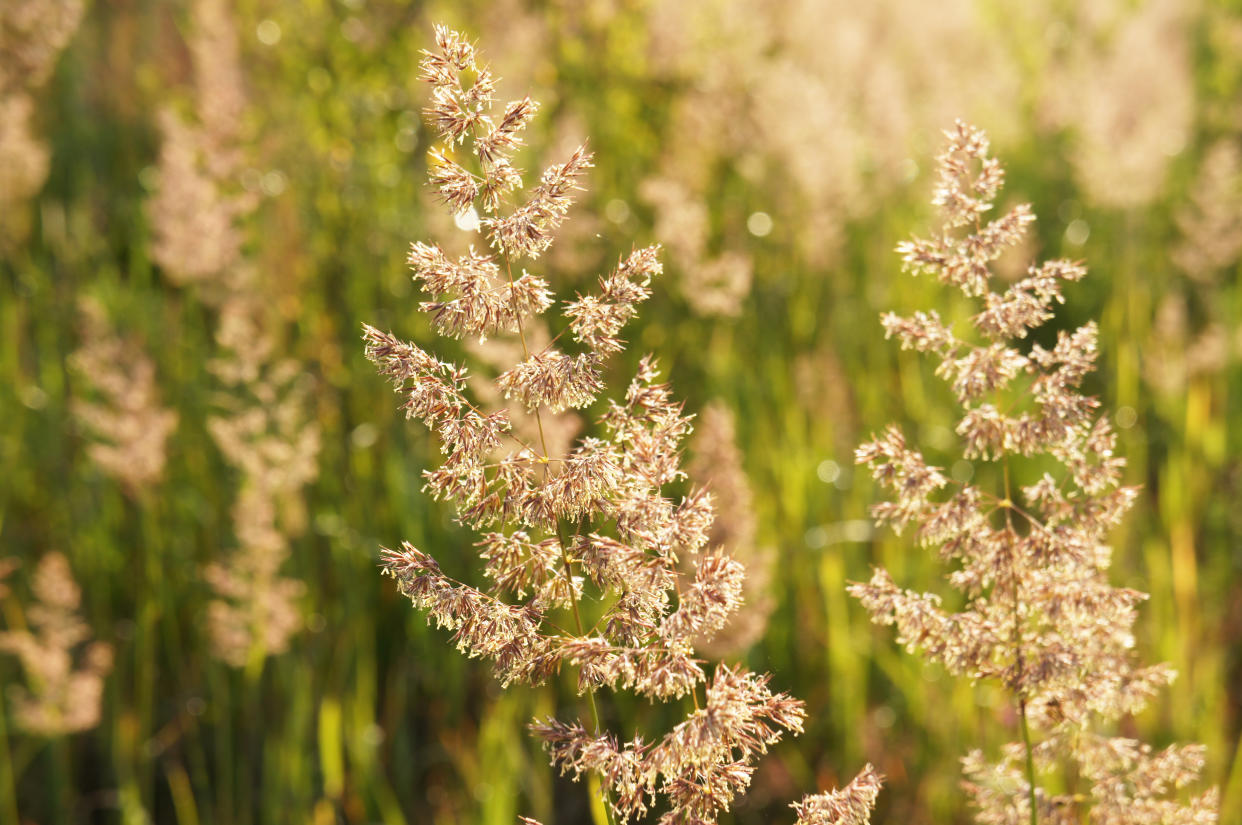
<box><xmin>0</xmin><ymin>1</ymin><xmax>1238</xmax><ymax>823</ymax></box>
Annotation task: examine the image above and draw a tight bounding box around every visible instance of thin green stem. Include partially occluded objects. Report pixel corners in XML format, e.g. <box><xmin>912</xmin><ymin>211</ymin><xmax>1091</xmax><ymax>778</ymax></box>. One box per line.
<box><xmin>554</xmin><ymin>522</ymin><xmax>587</xmax><ymax>640</ymax></box>
<box><xmin>0</xmin><ymin>691</ymin><xmax>19</xmax><ymax>825</ymax></box>
<box><xmin>1019</xmin><ymin>696</ymin><xmax>1038</xmax><ymax>825</ymax></box>
<box><xmin>134</xmin><ymin>492</ymin><xmax>162</xmax><ymax>813</ymax></box>
<box><xmin>1002</xmin><ymin>458</ymin><xmax>1038</xmax><ymax>825</ymax></box>
<box><xmin>554</xmin><ymin>518</ymin><xmax>617</xmax><ymax>825</ymax></box>
<box><xmin>502</xmin><ymin>251</ymin><xmax>616</xmax><ymax>825</ymax></box>
<box><xmin>50</xmin><ymin>737</ymin><xmax>69</xmax><ymax>825</ymax></box>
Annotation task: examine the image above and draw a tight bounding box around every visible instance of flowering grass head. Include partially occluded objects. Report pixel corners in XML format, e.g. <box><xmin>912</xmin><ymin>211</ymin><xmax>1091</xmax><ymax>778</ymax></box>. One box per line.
<box><xmin>850</xmin><ymin>121</ymin><xmax>1218</xmax><ymax>825</ymax></box>
<box><xmin>365</xmin><ymin>25</ymin><xmax>878</xmax><ymax>825</ymax></box>
<box><xmin>0</xmin><ymin>552</ymin><xmax>113</xmax><ymax>737</ymax></box>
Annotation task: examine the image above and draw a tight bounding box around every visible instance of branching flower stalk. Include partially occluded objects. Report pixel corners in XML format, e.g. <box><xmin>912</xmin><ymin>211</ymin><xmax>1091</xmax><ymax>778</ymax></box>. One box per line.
<box><xmin>366</xmin><ymin>26</ymin><xmax>880</xmax><ymax>825</ymax></box>
<box><xmin>69</xmin><ymin>298</ymin><xmax>178</xmax><ymax>499</ymax></box>
<box><xmin>0</xmin><ymin>552</ymin><xmax>113</xmax><ymax>737</ymax></box>
<box><xmin>0</xmin><ymin>0</ymin><xmax>86</xmax><ymax>248</ymax></box>
<box><xmin>687</xmin><ymin>403</ymin><xmax>774</xmax><ymax>658</ymax></box>
<box><xmin>850</xmin><ymin>121</ymin><xmax>1219</xmax><ymax>825</ymax></box>
<box><xmin>150</xmin><ymin>0</ymin><xmax>319</xmax><ymax>669</ymax></box>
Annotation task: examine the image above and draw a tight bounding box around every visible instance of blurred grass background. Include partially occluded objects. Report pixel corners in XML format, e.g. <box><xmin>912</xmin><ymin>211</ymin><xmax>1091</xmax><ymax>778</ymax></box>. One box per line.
<box><xmin>2</xmin><ymin>0</ymin><xmax>1240</xmax><ymax>823</ymax></box>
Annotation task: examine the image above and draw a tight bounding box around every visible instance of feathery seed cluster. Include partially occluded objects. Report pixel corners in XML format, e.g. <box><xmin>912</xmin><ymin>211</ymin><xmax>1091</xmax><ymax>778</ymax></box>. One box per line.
<box><xmin>366</xmin><ymin>26</ymin><xmax>879</xmax><ymax>825</ymax></box>
<box><xmin>851</xmin><ymin>121</ymin><xmax>1218</xmax><ymax>825</ymax></box>
<box><xmin>0</xmin><ymin>0</ymin><xmax>86</xmax><ymax>247</ymax></box>
<box><xmin>150</xmin><ymin>0</ymin><xmax>318</xmax><ymax>668</ymax></box>
<box><xmin>687</xmin><ymin>403</ymin><xmax>774</xmax><ymax>658</ymax></box>
<box><xmin>70</xmin><ymin>299</ymin><xmax>178</xmax><ymax>498</ymax></box>
<box><xmin>0</xmin><ymin>553</ymin><xmax>113</xmax><ymax>736</ymax></box>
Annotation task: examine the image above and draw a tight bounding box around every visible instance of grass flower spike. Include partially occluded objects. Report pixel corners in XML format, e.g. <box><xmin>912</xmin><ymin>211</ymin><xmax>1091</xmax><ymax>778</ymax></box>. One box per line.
<box><xmin>149</xmin><ymin>0</ymin><xmax>319</xmax><ymax>668</ymax></box>
<box><xmin>0</xmin><ymin>552</ymin><xmax>113</xmax><ymax>736</ymax></box>
<box><xmin>851</xmin><ymin>121</ymin><xmax>1218</xmax><ymax>825</ymax></box>
<box><xmin>70</xmin><ymin>299</ymin><xmax>178</xmax><ymax>498</ymax></box>
<box><xmin>365</xmin><ymin>25</ymin><xmax>878</xmax><ymax>825</ymax></box>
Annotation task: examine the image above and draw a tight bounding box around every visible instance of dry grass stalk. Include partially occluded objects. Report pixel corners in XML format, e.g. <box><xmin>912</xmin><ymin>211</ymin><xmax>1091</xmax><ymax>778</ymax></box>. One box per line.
<box><xmin>1141</xmin><ymin>138</ymin><xmax>1242</xmax><ymax>398</ymax></box>
<box><xmin>0</xmin><ymin>0</ymin><xmax>86</xmax><ymax>247</ymax></box>
<box><xmin>148</xmin><ymin>0</ymin><xmax>251</xmax><ymax>293</ymax></box>
<box><xmin>1173</xmin><ymin>140</ymin><xmax>1242</xmax><ymax>282</ymax></box>
<box><xmin>1042</xmin><ymin>0</ymin><xmax>1194</xmax><ymax>209</ymax></box>
<box><xmin>149</xmin><ymin>0</ymin><xmax>318</xmax><ymax>668</ymax></box>
<box><xmin>0</xmin><ymin>552</ymin><xmax>113</xmax><ymax>736</ymax></box>
<box><xmin>1143</xmin><ymin>295</ymin><xmax>1232</xmax><ymax>399</ymax></box>
<box><xmin>639</xmin><ymin>178</ymin><xmax>753</xmax><ymax>317</ymax></box>
<box><xmin>365</xmin><ymin>25</ymin><xmax>879</xmax><ymax>825</ymax></box>
<box><xmin>69</xmin><ymin>299</ymin><xmax>178</xmax><ymax>498</ymax></box>
<box><xmin>850</xmin><ymin>121</ymin><xmax>1218</xmax><ymax>825</ymax></box>
<box><xmin>644</xmin><ymin>0</ymin><xmax>1025</xmax><ymax>268</ymax></box>
<box><xmin>687</xmin><ymin>402</ymin><xmax>774</xmax><ymax>658</ymax></box>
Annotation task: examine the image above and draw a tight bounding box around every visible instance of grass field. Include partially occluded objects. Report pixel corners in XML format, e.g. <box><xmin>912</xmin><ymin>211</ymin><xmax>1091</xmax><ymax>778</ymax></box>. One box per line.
<box><xmin>1</xmin><ymin>1</ymin><xmax>1239</xmax><ymax>823</ymax></box>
